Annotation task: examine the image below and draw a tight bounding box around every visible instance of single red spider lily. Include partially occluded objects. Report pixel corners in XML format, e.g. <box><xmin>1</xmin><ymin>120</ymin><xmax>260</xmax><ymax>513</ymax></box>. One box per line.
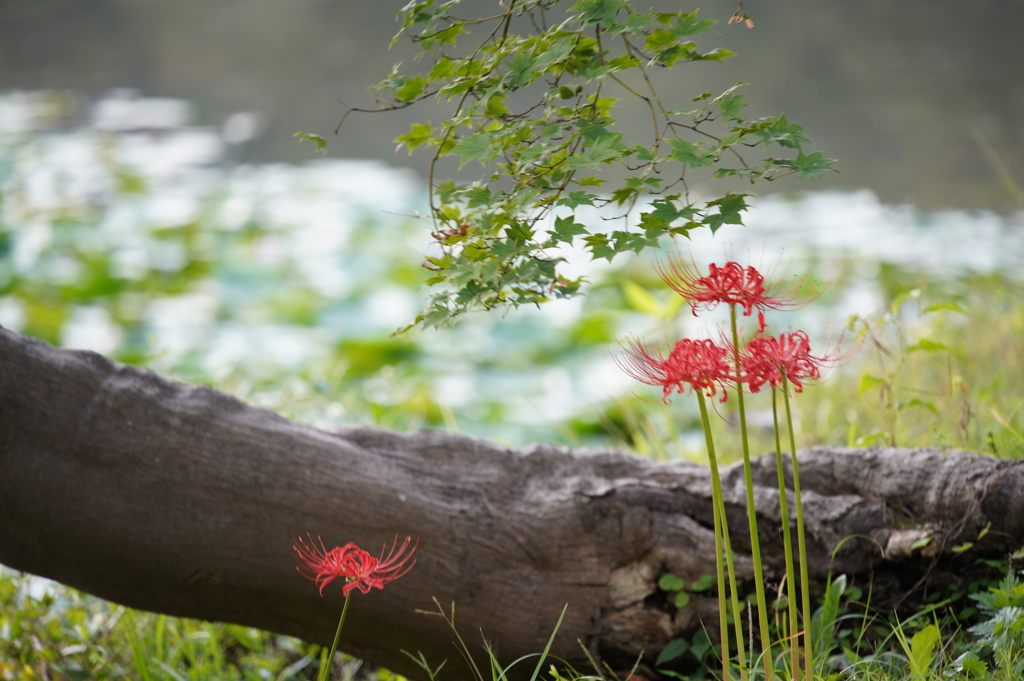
<box><xmin>293</xmin><ymin>535</ymin><xmax>417</xmax><ymax>597</ymax></box>
<box><xmin>616</xmin><ymin>336</ymin><xmax>736</xmax><ymax>402</ymax></box>
<box><xmin>741</xmin><ymin>330</ymin><xmax>836</xmax><ymax>393</ymax></box>
<box><xmin>657</xmin><ymin>255</ymin><xmax>817</xmax><ymax>329</ymax></box>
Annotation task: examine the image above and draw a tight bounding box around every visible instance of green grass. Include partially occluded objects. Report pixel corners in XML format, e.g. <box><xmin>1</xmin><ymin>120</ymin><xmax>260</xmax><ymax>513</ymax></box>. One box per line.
<box><xmin>575</xmin><ymin>270</ymin><xmax>1024</xmax><ymax>467</ymax></box>
<box><xmin>0</xmin><ymin>567</ymin><xmax>326</xmax><ymax>680</ymax></box>
<box><xmin>5</xmin><ymin>563</ymin><xmax>1024</xmax><ymax>681</ymax></box>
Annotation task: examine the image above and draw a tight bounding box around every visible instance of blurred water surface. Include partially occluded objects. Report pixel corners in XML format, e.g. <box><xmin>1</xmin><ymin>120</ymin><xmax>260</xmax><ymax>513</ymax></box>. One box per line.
<box><xmin>2</xmin><ymin>91</ymin><xmax>1022</xmax><ymax>448</ymax></box>
<box><xmin>0</xmin><ymin>0</ymin><xmax>1021</xmax><ymax>209</ymax></box>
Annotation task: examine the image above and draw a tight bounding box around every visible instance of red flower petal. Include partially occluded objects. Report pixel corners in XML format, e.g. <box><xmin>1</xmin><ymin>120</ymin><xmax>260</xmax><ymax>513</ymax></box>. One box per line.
<box><xmin>657</xmin><ymin>255</ymin><xmax>817</xmax><ymax>327</ymax></box>
<box><xmin>616</xmin><ymin>337</ymin><xmax>735</xmax><ymax>402</ymax></box>
<box><xmin>293</xmin><ymin>535</ymin><xmax>417</xmax><ymax>597</ymax></box>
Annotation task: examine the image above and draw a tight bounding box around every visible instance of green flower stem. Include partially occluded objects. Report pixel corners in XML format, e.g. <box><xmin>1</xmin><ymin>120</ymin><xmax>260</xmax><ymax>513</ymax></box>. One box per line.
<box><xmin>729</xmin><ymin>306</ymin><xmax>773</xmax><ymax>681</ymax></box>
<box><xmin>319</xmin><ymin>594</ymin><xmax>352</xmax><ymax>681</ymax></box>
<box><xmin>782</xmin><ymin>373</ymin><xmax>814</xmax><ymax>681</ymax></box>
<box><xmin>696</xmin><ymin>390</ymin><xmax>747</xmax><ymax>681</ymax></box>
<box><xmin>772</xmin><ymin>388</ymin><xmax>800</xmax><ymax>681</ymax></box>
<box><xmin>721</xmin><ymin>499</ymin><xmax>748</xmax><ymax>681</ymax></box>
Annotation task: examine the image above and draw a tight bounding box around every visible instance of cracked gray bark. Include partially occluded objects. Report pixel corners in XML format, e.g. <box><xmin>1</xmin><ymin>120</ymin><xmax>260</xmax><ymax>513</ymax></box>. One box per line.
<box><xmin>2</xmin><ymin>326</ymin><xmax>1022</xmax><ymax>678</ymax></box>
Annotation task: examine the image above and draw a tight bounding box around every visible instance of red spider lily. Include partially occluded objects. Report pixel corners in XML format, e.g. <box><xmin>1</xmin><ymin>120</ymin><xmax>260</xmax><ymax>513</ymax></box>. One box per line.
<box><xmin>742</xmin><ymin>330</ymin><xmax>837</xmax><ymax>393</ymax></box>
<box><xmin>293</xmin><ymin>535</ymin><xmax>417</xmax><ymax>597</ymax></box>
<box><xmin>617</xmin><ymin>336</ymin><xmax>736</xmax><ymax>402</ymax></box>
<box><xmin>657</xmin><ymin>256</ymin><xmax>816</xmax><ymax>329</ymax></box>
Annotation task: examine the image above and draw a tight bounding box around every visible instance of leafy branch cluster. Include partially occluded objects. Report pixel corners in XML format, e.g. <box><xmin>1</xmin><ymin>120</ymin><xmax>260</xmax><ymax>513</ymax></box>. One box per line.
<box><xmin>312</xmin><ymin>0</ymin><xmax>835</xmax><ymax>329</ymax></box>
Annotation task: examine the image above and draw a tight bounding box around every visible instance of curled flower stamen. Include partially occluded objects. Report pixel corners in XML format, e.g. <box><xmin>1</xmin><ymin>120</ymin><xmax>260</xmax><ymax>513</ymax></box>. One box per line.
<box><xmin>656</xmin><ymin>255</ymin><xmax>817</xmax><ymax>329</ymax></box>
<box><xmin>616</xmin><ymin>336</ymin><xmax>735</xmax><ymax>403</ymax></box>
<box><xmin>293</xmin><ymin>534</ymin><xmax>417</xmax><ymax>597</ymax></box>
<box><xmin>741</xmin><ymin>330</ymin><xmax>840</xmax><ymax>393</ymax></box>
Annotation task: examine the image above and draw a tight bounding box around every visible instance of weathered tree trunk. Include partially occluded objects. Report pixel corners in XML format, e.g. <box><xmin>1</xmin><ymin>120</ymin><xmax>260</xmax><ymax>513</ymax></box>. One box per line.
<box><xmin>1</xmin><ymin>327</ymin><xmax>1022</xmax><ymax>678</ymax></box>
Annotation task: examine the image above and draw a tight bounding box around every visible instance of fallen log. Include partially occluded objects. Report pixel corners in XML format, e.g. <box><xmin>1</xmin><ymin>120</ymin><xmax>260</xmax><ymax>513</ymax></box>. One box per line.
<box><xmin>1</xmin><ymin>327</ymin><xmax>1021</xmax><ymax>678</ymax></box>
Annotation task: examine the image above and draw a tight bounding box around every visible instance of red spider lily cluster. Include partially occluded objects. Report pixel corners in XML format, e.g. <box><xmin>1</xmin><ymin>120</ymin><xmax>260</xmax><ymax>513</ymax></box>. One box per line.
<box><xmin>293</xmin><ymin>534</ymin><xmax>417</xmax><ymax>597</ymax></box>
<box><xmin>620</xmin><ymin>256</ymin><xmax>836</xmax><ymax>399</ymax></box>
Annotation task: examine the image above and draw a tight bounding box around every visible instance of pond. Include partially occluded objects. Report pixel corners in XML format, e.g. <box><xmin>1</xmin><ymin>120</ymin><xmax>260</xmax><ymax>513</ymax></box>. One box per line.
<box><xmin>2</xmin><ymin>90</ymin><xmax>1022</xmax><ymax>451</ymax></box>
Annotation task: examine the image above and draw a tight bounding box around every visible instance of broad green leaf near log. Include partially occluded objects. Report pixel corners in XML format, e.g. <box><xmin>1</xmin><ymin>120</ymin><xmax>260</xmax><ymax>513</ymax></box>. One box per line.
<box><xmin>330</xmin><ymin>0</ymin><xmax>835</xmax><ymax>329</ymax></box>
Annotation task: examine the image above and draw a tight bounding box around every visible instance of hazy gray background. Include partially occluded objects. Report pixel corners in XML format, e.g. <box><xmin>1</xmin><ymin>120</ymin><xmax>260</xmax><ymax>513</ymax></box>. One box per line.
<box><xmin>3</xmin><ymin>0</ymin><xmax>1022</xmax><ymax>210</ymax></box>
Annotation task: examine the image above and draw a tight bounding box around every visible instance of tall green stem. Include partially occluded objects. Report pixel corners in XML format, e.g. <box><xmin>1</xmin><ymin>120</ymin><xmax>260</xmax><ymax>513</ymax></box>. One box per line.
<box><xmin>772</xmin><ymin>389</ymin><xmax>800</xmax><ymax>681</ymax></box>
<box><xmin>729</xmin><ymin>306</ymin><xmax>773</xmax><ymax>680</ymax></box>
<box><xmin>319</xmin><ymin>594</ymin><xmax>352</xmax><ymax>681</ymax></box>
<box><xmin>722</xmin><ymin>500</ymin><xmax>747</xmax><ymax>681</ymax></box>
<box><xmin>696</xmin><ymin>390</ymin><xmax>747</xmax><ymax>681</ymax></box>
<box><xmin>782</xmin><ymin>373</ymin><xmax>814</xmax><ymax>681</ymax></box>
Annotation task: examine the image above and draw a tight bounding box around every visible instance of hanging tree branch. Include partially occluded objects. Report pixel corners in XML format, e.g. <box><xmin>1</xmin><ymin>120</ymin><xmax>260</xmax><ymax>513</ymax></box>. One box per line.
<box><xmin>297</xmin><ymin>1</ymin><xmax>836</xmax><ymax>330</ymax></box>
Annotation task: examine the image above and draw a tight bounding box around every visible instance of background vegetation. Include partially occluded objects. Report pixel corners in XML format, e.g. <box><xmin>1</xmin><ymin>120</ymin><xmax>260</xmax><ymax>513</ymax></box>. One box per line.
<box><xmin>2</xmin><ymin>2</ymin><xmax>1024</xmax><ymax>677</ymax></box>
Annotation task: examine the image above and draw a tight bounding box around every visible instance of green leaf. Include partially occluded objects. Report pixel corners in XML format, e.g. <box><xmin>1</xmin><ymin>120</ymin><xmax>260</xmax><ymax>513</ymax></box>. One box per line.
<box><xmin>812</xmin><ymin>574</ymin><xmax>847</xmax><ymax>658</ymax></box>
<box><xmin>533</xmin><ymin>37</ymin><xmax>576</xmax><ymax>72</ymax></box>
<box><xmin>622</xmin><ymin>280</ymin><xmax>662</xmax><ymax>316</ymax></box>
<box><xmin>922</xmin><ymin>301</ymin><xmax>968</xmax><ymax>315</ymax></box>
<box><xmin>910</xmin><ymin>535</ymin><xmax>933</xmax><ymax>551</ymax></box>
<box><xmin>667</xmin><ymin>138</ymin><xmax>715</xmax><ymax>168</ymax></box>
<box><xmin>895</xmin><ymin>398</ymin><xmax>939</xmax><ymax>415</ymax></box>
<box><xmin>417</xmin><ymin>22</ymin><xmax>467</xmax><ymax>50</ymax></box>
<box><xmin>673</xmin><ymin>591</ymin><xmax>691</xmax><ymax>608</ymax></box>
<box><xmin>655</xmin><ymin>639</ymin><xmax>690</xmax><ymax>667</ymax></box>
<box><xmin>671</xmin><ymin>10</ymin><xmax>717</xmax><ymax>38</ymax></box>
<box><xmin>792</xmin><ymin>150</ymin><xmax>837</xmax><ymax>179</ymax></box>
<box><xmin>715</xmin><ymin>83</ymin><xmax>749</xmax><ymax>121</ymax></box>
<box><xmin>690</xmin><ymin>574</ymin><xmax>715</xmax><ymax>592</ymax></box>
<box><xmin>906</xmin><ymin>624</ymin><xmax>940</xmax><ymax>678</ymax></box>
<box><xmin>394</xmin><ymin>122</ymin><xmax>435</xmax><ymax>153</ymax></box>
<box><xmin>428</xmin><ymin>55</ymin><xmax>457</xmax><ymax>80</ymax></box>
<box><xmin>570</xmin><ymin>0</ymin><xmax>630</xmax><ymax>27</ymax></box>
<box><xmin>648</xmin><ymin>198</ymin><xmax>697</xmax><ymax>224</ymax></box>
<box><xmin>617</xmin><ymin>10</ymin><xmax>656</xmax><ymax>36</ymax></box>
<box><xmin>703</xmin><ymin>192</ymin><xmax>748</xmax><ymax>232</ymax></box>
<box><xmin>890</xmin><ymin>288</ymin><xmax>921</xmax><ymax>314</ymax></box>
<box><xmin>858</xmin><ymin>374</ymin><xmax>886</xmax><ymax>398</ymax></box>
<box><xmin>549</xmin><ymin>215</ymin><xmax>588</xmax><ymax>245</ymax></box>
<box><xmin>461</xmin><ymin>186</ymin><xmax>494</xmax><ymax>208</ymax></box>
<box><xmin>555</xmin><ymin>191</ymin><xmax>597</xmax><ymax>209</ymax></box>
<box><xmin>565</xmin><ymin>133</ymin><xmax>627</xmax><ymax>170</ymax></box>
<box><xmin>612</xmin><ymin>230</ymin><xmax>654</xmax><ymax>253</ymax></box>
<box><xmin>953</xmin><ymin>652</ymin><xmax>988</xmax><ymax>678</ymax></box>
<box><xmin>485</xmin><ymin>92</ymin><xmax>510</xmax><ymax>116</ymax></box>
<box><xmin>693</xmin><ymin>47</ymin><xmax>735</xmax><ymax>61</ymax></box>
<box><xmin>505</xmin><ymin>221</ymin><xmax>534</xmax><ymax>242</ymax></box>
<box><xmin>907</xmin><ymin>338</ymin><xmax>952</xmax><ymax>353</ymax></box>
<box><xmin>451</xmin><ymin>131</ymin><xmax>498</xmax><ymax>169</ymax></box>
<box><xmin>293</xmin><ymin>132</ymin><xmax>328</xmax><ymax>152</ymax></box>
<box><xmin>659</xmin><ymin>569</ymin><xmax>684</xmax><ymax>593</ymax></box>
<box><xmin>583</xmin><ymin>234</ymin><xmax>616</xmax><ymax>261</ymax></box>
<box><xmin>394</xmin><ymin>74</ymin><xmax>428</xmax><ymax>102</ymax></box>
<box><xmin>610</xmin><ymin>186</ymin><xmax>638</xmax><ymax>206</ymax></box>
<box><xmin>756</xmin><ymin>115</ymin><xmax>810</xmax><ymax>149</ymax></box>
<box><xmin>508</xmin><ymin>50</ymin><xmax>540</xmax><ymax>88</ymax></box>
